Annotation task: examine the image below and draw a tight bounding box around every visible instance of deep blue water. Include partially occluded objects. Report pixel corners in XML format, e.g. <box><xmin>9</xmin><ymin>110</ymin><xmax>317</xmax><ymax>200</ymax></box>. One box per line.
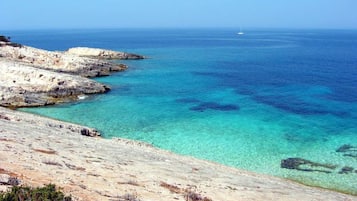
<box><xmin>5</xmin><ymin>28</ymin><xmax>357</xmax><ymax>194</ymax></box>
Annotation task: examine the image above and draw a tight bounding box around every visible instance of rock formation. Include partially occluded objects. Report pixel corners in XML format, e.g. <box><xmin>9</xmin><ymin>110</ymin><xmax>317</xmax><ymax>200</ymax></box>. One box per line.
<box><xmin>0</xmin><ymin>36</ymin><xmax>22</xmax><ymax>48</ymax></box>
<box><xmin>66</xmin><ymin>47</ymin><xmax>145</xmax><ymax>60</ymax></box>
<box><xmin>0</xmin><ymin>59</ymin><xmax>110</xmax><ymax>107</ymax></box>
<box><xmin>0</xmin><ymin>38</ymin><xmax>146</xmax><ymax>107</ymax></box>
<box><xmin>0</xmin><ymin>45</ymin><xmax>127</xmax><ymax>77</ymax></box>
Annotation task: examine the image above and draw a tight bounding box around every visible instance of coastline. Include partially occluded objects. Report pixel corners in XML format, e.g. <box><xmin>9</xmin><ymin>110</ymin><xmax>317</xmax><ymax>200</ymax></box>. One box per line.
<box><xmin>0</xmin><ymin>40</ymin><xmax>356</xmax><ymax>200</ymax></box>
<box><xmin>1</xmin><ymin>107</ymin><xmax>356</xmax><ymax>201</ymax></box>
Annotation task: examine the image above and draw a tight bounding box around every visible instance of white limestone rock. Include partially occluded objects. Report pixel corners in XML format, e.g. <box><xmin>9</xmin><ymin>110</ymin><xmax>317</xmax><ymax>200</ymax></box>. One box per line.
<box><xmin>66</xmin><ymin>47</ymin><xmax>145</xmax><ymax>60</ymax></box>
<box><xmin>0</xmin><ymin>59</ymin><xmax>109</xmax><ymax>107</ymax></box>
<box><xmin>0</xmin><ymin>45</ymin><xmax>127</xmax><ymax>77</ymax></box>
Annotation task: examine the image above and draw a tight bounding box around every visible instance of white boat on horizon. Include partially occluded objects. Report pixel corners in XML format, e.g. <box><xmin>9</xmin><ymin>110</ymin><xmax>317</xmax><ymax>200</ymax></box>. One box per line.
<box><xmin>237</xmin><ymin>27</ymin><xmax>244</xmax><ymax>35</ymax></box>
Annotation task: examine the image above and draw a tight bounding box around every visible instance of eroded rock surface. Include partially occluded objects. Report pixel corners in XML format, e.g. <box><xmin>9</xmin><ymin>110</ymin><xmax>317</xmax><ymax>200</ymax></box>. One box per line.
<box><xmin>66</xmin><ymin>47</ymin><xmax>145</xmax><ymax>60</ymax></box>
<box><xmin>0</xmin><ymin>45</ymin><xmax>127</xmax><ymax>77</ymax></box>
<box><xmin>0</xmin><ymin>39</ymin><xmax>144</xmax><ymax>107</ymax></box>
<box><xmin>0</xmin><ymin>107</ymin><xmax>355</xmax><ymax>201</ymax></box>
<box><xmin>0</xmin><ymin>59</ymin><xmax>110</xmax><ymax>107</ymax></box>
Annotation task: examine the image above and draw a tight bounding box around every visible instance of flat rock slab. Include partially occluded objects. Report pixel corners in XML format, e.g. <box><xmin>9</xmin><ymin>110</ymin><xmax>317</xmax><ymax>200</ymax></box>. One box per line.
<box><xmin>0</xmin><ymin>45</ymin><xmax>127</xmax><ymax>77</ymax></box>
<box><xmin>67</xmin><ymin>47</ymin><xmax>145</xmax><ymax>60</ymax></box>
<box><xmin>0</xmin><ymin>107</ymin><xmax>355</xmax><ymax>201</ymax></box>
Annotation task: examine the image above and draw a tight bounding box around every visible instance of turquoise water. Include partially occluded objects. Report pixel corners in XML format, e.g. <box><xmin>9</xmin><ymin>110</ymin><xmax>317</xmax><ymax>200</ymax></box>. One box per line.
<box><xmin>11</xmin><ymin>29</ymin><xmax>357</xmax><ymax>194</ymax></box>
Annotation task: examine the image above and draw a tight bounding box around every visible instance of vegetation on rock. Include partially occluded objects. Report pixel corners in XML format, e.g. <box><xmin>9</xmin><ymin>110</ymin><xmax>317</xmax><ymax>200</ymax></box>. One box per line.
<box><xmin>0</xmin><ymin>184</ymin><xmax>72</xmax><ymax>201</ymax></box>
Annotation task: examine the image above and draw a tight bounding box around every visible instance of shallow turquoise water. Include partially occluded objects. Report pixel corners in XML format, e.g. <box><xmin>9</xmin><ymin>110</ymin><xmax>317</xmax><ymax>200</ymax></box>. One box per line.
<box><xmin>16</xmin><ymin>29</ymin><xmax>357</xmax><ymax>194</ymax></box>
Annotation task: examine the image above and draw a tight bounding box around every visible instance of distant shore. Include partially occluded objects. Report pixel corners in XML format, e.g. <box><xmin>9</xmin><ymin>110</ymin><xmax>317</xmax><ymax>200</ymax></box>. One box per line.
<box><xmin>0</xmin><ymin>38</ymin><xmax>356</xmax><ymax>201</ymax></box>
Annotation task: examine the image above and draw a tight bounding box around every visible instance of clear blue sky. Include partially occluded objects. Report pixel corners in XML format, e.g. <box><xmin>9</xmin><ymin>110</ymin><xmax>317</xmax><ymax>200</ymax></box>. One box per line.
<box><xmin>2</xmin><ymin>0</ymin><xmax>357</xmax><ymax>30</ymax></box>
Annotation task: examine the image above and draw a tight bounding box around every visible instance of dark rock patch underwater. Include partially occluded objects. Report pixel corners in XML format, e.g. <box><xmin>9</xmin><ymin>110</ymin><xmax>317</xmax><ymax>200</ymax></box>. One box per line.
<box><xmin>190</xmin><ymin>102</ymin><xmax>239</xmax><ymax>112</ymax></box>
<box><xmin>175</xmin><ymin>98</ymin><xmax>239</xmax><ymax>112</ymax></box>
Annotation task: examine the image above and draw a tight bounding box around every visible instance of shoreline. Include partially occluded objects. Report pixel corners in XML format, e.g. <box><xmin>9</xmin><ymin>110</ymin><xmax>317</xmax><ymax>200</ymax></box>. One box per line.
<box><xmin>1</xmin><ymin>40</ymin><xmax>356</xmax><ymax>200</ymax></box>
<box><xmin>1</xmin><ymin>107</ymin><xmax>356</xmax><ymax>201</ymax></box>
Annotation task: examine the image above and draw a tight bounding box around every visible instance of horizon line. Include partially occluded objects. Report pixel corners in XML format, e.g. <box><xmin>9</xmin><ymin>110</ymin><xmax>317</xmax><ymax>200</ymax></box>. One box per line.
<box><xmin>2</xmin><ymin>26</ymin><xmax>357</xmax><ymax>32</ymax></box>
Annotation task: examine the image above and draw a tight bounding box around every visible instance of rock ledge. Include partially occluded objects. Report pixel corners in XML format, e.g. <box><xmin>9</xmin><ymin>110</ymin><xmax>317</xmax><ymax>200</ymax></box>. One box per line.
<box><xmin>67</xmin><ymin>47</ymin><xmax>145</xmax><ymax>60</ymax></box>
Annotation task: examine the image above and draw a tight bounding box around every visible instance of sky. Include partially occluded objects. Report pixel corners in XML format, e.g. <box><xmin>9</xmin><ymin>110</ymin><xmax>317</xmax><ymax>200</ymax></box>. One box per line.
<box><xmin>2</xmin><ymin>0</ymin><xmax>357</xmax><ymax>30</ymax></box>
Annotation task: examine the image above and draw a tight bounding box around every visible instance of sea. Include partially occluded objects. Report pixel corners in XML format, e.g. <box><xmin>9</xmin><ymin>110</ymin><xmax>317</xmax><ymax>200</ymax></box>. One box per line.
<box><xmin>4</xmin><ymin>28</ymin><xmax>357</xmax><ymax>194</ymax></box>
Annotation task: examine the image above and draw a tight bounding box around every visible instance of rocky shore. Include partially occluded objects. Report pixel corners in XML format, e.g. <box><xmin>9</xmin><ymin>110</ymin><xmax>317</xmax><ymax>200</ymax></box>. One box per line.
<box><xmin>0</xmin><ymin>38</ymin><xmax>143</xmax><ymax>107</ymax></box>
<box><xmin>0</xmin><ymin>37</ymin><xmax>356</xmax><ymax>201</ymax></box>
<box><xmin>1</xmin><ymin>107</ymin><xmax>356</xmax><ymax>201</ymax></box>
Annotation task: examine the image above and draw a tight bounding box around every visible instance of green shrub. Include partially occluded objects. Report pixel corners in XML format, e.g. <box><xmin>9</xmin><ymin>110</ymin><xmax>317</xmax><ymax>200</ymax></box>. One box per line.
<box><xmin>0</xmin><ymin>184</ymin><xmax>71</xmax><ymax>201</ymax></box>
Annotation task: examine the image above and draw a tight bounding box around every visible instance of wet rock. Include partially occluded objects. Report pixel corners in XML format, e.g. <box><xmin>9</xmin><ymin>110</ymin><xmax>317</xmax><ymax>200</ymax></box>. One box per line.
<box><xmin>281</xmin><ymin>158</ymin><xmax>337</xmax><ymax>173</ymax></box>
<box><xmin>80</xmin><ymin>128</ymin><xmax>100</xmax><ymax>137</ymax></box>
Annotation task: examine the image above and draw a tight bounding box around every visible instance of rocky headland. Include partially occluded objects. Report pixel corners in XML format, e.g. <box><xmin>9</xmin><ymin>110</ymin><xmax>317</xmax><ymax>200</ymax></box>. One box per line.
<box><xmin>0</xmin><ymin>36</ymin><xmax>356</xmax><ymax>201</ymax></box>
<box><xmin>0</xmin><ymin>59</ymin><xmax>110</xmax><ymax>107</ymax></box>
<box><xmin>66</xmin><ymin>47</ymin><xmax>145</xmax><ymax>60</ymax></box>
<box><xmin>0</xmin><ymin>44</ymin><xmax>128</xmax><ymax>78</ymax></box>
<box><xmin>0</xmin><ymin>37</ymin><xmax>143</xmax><ymax>107</ymax></box>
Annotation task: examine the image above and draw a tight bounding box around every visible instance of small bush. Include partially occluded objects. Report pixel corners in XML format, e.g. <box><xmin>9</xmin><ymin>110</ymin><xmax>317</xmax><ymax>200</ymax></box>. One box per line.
<box><xmin>0</xmin><ymin>184</ymin><xmax>72</xmax><ymax>201</ymax></box>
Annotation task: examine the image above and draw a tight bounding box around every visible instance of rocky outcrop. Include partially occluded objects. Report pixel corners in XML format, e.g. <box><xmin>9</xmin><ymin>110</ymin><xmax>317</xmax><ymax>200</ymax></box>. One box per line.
<box><xmin>0</xmin><ymin>36</ymin><xmax>22</xmax><ymax>48</ymax></box>
<box><xmin>66</xmin><ymin>47</ymin><xmax>145</xmax><ymax>60</ymax></box>
<box><xmin>0</xmin><ymin>38</ymin><xmax>147</xmax><ymax>107</ymax></box>
<box><xmin>0</xmin><ymin>59</ymin><xmax>110</xmax><ymax>107</ymax></box>
<box><xmin>0</xmin><ymin>45</ymin><xmax>127</xmax><ymax>77</ymax></box>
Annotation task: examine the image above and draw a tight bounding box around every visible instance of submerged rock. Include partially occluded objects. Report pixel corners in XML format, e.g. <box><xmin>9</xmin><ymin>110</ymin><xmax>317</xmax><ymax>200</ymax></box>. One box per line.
<box><xmin>336</xmin><ymin>144</ymin><xmax>357</xmax><ymax>152</ymax></box>
<box><xmin>336</xmin><ymin>144</ymin><xmax>357</xmax><ymax>159</ymax></box>
<box><xmin>281</xmin><ymin>158</ymin><xmax>337</xmax><ymax>173</ymax></box>
<box><xmin>338</xmin><ymin>166</ymin><xmax>354</xmax><ymax>174</ymax></box>
<box><xmin>190</xmin><ymin>102</ymin><xmax>239</xmax><ymax>112</ymax></box>
<box><xmin>336</xmin><ymin>144</ymin><xmax>357</xmax><ymax>153</ymax></box>
<box><xmin>66</xmin><ymin>47</ymin><xmax>145</xmax><ymax>60</ymax></box>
